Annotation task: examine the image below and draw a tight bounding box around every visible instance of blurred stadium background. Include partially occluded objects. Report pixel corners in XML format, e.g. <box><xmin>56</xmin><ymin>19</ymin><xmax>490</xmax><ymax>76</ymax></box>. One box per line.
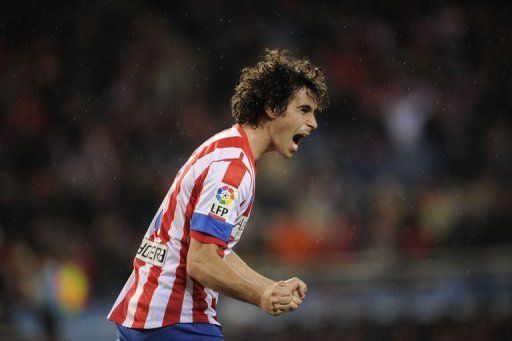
<box><xmin>1</xmin><ymin>0</ymin><xmax>511</xmax><ymax>340</ymax></box>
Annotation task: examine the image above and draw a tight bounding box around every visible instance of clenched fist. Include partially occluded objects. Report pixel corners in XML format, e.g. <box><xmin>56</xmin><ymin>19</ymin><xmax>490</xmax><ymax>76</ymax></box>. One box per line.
<box><xmin>259</xmin><ymin>281</ymin><xmax>293</xmax><ymax>316</ymax></box>
<box><xmin>259</xmin><ymin>278</ymin><xmax>307</xmax><ymax>316</ymax></box>
<box><xmin>285</xmin><ymin>277</ymin><xmax>307</xmax><ymax>311</ymax></box>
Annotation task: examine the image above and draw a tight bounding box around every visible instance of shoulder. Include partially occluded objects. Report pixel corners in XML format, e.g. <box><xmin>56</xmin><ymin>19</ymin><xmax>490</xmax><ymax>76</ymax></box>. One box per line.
<box><xmin>192</xmin><ymin>126</ymin><xmax>255</xmax><ymax>185</ymax></box>
<box><xmin>204</xmin><ymin>126</ymin><xmax>244</xmax><ymax>150</ymax></box>
<box><xmin>207</xmin><ymin>128</ymin><xmax>253</xmax><ymax>175</ymax></box>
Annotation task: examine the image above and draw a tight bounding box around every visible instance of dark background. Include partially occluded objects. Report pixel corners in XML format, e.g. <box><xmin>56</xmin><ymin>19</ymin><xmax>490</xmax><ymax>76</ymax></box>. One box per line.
<box><xmin>1</xmin><ymin>0</ymin><xmax>511</xmax><ymax>339</ymax></box>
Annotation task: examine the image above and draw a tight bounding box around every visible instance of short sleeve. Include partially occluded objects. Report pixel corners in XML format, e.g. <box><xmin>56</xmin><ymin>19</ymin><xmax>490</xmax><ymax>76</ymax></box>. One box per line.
<box><xmin>190</xmin><ymin>158</ymin><xmax>251</xmax><ymax>246</ymax></box>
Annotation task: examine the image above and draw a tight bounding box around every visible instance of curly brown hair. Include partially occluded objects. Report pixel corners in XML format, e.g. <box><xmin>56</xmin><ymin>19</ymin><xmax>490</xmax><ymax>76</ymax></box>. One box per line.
<box><xmin>231</xmin><ymin>49</ymin><xmax>328</xmax><ymax>127</ymax></box>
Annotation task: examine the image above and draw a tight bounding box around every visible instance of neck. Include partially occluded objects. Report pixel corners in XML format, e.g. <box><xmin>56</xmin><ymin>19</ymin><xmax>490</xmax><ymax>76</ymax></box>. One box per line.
<box><xmin>241</xmin><ymin>123</ymin><xmax>272</xmax><ymax>161</ymax></box>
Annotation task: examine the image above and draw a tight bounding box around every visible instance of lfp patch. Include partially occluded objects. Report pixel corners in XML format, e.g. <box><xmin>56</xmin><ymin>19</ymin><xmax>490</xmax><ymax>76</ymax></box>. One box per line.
<box><xmin>209</xmin><ymin>184</ymin><xmax>237</xmax><ymax>220</ymax></box>
<box><xmin>216</xmin><ymin>186</ymin><xmax>235</xmax><ymax>205</ymax></box>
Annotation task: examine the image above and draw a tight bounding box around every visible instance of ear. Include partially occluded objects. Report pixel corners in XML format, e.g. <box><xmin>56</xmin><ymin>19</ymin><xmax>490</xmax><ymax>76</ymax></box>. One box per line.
<box><xmin>264</xmin><ymin>106</ymin><xmax>279</xmax><ymax>119</ymax></box>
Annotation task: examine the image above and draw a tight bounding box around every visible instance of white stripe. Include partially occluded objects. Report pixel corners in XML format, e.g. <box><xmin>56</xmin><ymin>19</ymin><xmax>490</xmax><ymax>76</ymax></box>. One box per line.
<box><xmin>193</xmin><ymin>153</ymin><xmax>214</xmax><ymax>177</ymax></box>
<box><xmin>212</xmin><ymin>146</ymin><xmax>246</xmax><ymax>162</ymax></box>
<box><xmin>204</xmin><ymin>288</ymin><xmax>220</xmax><ymax>325</ymax></box>
<box><xmin>240</xmin><ymin>172</ymin><xmax>253</xmax><ymax>212</ymax></box>
<box><xmin>124</xmin><ymin>263</ymin><xmax>151</xmax><ymax>326</ymax></box>
<box><xmin>204</xmin><ymin>126</ymin><xmax>241</xmax><ymax>145</ymax></box>
<box><xmin>169</xmin><ymin>173</ymin><xmax>194</xmax><ymax>241</ymax></box>
<box><xmin>242</xmin><ymin>154</ymin><xmax>255</xmax><ymax>179</ymax></box>
<box><xmin>180</xmin><ymin>275</ymin><xmax>194</xmax><ymax>323</ymax></box>
<box><xmin>193</xmin><ymin>147</ymin><xmax>244</xmax><ymax>178</ymax></box>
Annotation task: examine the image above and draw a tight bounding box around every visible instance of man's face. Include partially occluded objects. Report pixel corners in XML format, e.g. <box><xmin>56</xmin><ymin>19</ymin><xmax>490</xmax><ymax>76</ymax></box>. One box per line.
<box><xmin>268</xmin><ymin>87</ymin><xmax>319</xmax><ymax>159</ymax></box>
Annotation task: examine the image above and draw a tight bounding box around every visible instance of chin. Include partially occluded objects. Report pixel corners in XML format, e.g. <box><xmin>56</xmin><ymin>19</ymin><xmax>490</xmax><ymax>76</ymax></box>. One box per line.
<box><xmin>278</xmin><ymin>149</ymin><xmax>294</xmax><ymax>159</ymax></box>
<box><xmin>273</xmin><ymin>143</ymin><xmax>294</xmax><ymax>159</ymax></box>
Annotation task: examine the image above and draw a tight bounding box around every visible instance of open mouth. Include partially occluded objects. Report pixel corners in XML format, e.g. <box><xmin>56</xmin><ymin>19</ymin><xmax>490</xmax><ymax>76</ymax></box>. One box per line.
<box><xmin>292</xmin><ymin>134</ymin><xmax>304</xmax><ymax>145</ymax></box>
<box><xmin>291</xmin><ymin>133</ymin><xmax>308</xmax><ymax>150</ymax></box>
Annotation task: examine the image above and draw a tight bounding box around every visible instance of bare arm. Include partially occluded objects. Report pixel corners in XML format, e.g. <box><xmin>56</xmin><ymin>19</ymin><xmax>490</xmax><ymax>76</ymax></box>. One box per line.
<box><xmin>225</xmin><ymin>250</ymin><xmax>275</xmax><ymax>287</ymax></box>
<box><xmin>187</xmin><ymin>239</ymin><xmax>293</xmax><ymax>315</ymax></box>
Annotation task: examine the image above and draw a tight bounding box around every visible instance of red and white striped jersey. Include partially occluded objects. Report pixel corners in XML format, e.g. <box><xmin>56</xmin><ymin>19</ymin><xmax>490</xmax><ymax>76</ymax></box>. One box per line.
<box><xmin>108</xmin><ymin>124</ymin><xmax>256</xmax><ymax>328</ymax></box>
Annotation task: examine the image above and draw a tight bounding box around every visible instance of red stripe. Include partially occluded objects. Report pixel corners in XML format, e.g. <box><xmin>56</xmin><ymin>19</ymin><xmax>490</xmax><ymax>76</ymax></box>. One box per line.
<box><xmin>235</xmin><ymin>124</ymin><xmax>256</xmax><ymax>174</ymax></box>
<box><xmin>211</xmin><ymin>297</ymin><xmax>218</xmax><ymax>321</ymax></box>
<box><xmin>221</xmin><ymin>159</ymin><xmax>247</xmax><ymax>188</ymax></box>
<box><xmin>130</xmin><ymin>234</ymin><xmax>164</xmax><ymax>327</ymax></box>
<box><xmin>243</xmin><ymin>198</ymin><xmax>254</xmax><ymax>216</ymax></box>
<box><xmin>208</xmin><ymin>212</ymin><xmax>226</xmax><ymax>222</ymax></box>
<box><xmin>190</xmin><ymin>230</ymin><xmax>228</xmax><ymax>248</ymax></box>
<box><xmin>162</xmin><ymin>239</ymin><xmax>188</xmax><ymax>324</ymax></box>
<box><xmin>163</xmin><ymin>165</ymin><xmax>209</xmax><ymax>325</ymax></box>
<box><xmin>131</xmin><ymin>265</ymin><xmax>162</xmax><ymax>328</ymax></box>
<box><xmin>108</xmin><ymin>259</ymin><xmax>144</xmax><ymax>324</ymax></box>
<box><xmin>242</xmin><ymin>172</ymin><xmax>257</xmax><ymax>216</ymax></box>
<box><xmin>192</xmin><ymin>279</ymin><xmax>209</xmax><ymax>323</ymax></box>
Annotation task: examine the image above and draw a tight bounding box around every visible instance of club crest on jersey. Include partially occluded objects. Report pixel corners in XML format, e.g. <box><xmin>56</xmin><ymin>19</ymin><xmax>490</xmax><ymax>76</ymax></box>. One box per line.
<box><xmin>209</xmin><ymin>184</ymin><xmax>237</xmax><ymax>220</ymax></box>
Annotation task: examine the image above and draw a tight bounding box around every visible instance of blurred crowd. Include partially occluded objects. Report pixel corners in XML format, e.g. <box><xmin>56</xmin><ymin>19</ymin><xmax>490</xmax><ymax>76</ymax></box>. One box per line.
<box><xmin>1</xmin><ymin>0</ymin><xmax>511</xmax><ymax>339</ymax></box>
<box><xmin>224</xmin><ymin>317</ymin><xmax>512</xmax><ymax>341</ymax></box>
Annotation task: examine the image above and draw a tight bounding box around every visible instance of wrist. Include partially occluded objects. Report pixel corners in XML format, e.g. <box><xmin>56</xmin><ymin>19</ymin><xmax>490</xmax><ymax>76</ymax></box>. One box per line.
<box><xmin>254</xmin><ymin>284</ymin><xmax>267</xmax><ymax>308</ymax></box>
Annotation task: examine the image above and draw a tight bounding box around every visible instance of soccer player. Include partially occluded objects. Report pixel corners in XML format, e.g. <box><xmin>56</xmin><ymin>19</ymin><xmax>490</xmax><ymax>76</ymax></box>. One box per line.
<box><xmin>108</xmin><ymin>49</ymin><xmax>328</xmax><ymax>340</ymax></box>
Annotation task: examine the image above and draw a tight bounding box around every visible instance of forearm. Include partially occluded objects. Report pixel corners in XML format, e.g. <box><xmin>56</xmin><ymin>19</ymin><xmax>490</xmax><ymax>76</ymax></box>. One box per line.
<box><xmin>187</xmin><ymin>241</ymin><xmax>264</xmax><ymax>307</ymax></box>
<box><xmin>225</xmin><ymin>251</ymin><xmax>275</xmax><ymax>287</ymax></box>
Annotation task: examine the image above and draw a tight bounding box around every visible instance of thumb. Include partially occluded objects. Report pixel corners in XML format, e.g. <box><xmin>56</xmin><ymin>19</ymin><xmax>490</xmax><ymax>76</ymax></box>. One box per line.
<box><xmin>296</xmin><ymin>282</ymin><xmax>306</xmax><ymax>298</ymax></box>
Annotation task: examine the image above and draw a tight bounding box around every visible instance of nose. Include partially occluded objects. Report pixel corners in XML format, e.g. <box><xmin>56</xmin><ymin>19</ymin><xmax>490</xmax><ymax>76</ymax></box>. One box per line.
<box><xmin>307</xmin><ymin>112</ymin><xmax>318</xmax><ymax>131</ymax></box>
